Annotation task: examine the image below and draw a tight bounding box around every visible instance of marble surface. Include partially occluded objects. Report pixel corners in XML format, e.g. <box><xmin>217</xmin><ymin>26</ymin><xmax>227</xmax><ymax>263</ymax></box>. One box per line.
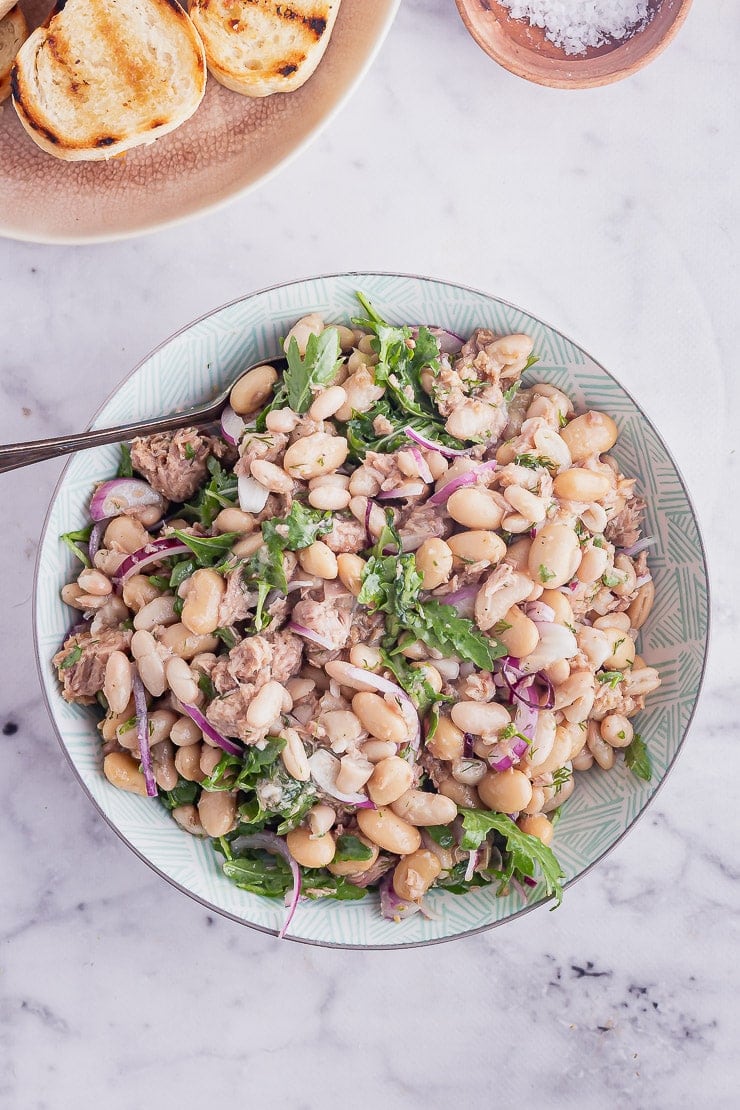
<box><xmin>1</xmin><ymin>0</ymin><xmax>738</xmax><ymax>1105</ymax></box>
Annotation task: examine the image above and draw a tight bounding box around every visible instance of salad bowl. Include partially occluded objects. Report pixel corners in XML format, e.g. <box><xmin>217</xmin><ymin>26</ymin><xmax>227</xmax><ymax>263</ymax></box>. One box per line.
<box><xmin>34</xmin><ymin>272</ymin><xmax>709</xmax><ymax>947</ymax></box>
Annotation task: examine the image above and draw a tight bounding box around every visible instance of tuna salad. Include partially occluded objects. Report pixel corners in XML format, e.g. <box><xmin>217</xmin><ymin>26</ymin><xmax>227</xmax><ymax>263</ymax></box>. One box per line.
<box><xmin>54</xmin><ymin>294</ymin><xmax>660</xmax><ymax>934</ymax></box>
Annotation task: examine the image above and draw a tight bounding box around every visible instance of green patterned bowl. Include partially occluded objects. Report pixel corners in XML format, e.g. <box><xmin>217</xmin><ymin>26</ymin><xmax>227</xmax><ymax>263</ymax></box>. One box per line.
<box><xmin>34</xmin><ymin>273</ymin><xmax>709</xmax><ymax>948</ymax></box>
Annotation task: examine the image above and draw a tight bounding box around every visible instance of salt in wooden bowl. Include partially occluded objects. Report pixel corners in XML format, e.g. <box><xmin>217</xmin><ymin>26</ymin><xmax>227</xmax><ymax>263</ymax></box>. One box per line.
<box><xmin>455</xmin><ymin>0</ymin><xmax>693</xmax><ymax>89</ymax></box>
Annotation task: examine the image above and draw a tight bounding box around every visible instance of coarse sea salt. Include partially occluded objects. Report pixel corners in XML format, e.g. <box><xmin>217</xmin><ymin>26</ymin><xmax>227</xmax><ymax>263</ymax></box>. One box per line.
<box><xmin>501</xmin><ymin>0</ymin><xmax>653</xmax><ymax>56</ymax></box>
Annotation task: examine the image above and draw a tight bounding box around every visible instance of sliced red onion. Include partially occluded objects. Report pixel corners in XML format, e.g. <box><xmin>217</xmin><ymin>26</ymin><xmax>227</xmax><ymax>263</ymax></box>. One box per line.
<box><xmin>179</xmin><ymin>702</ymin><xmax>243</xmax><ymax>757</ymax></box>
<box><xmin>437</xmin><ymin>585</ymin><xmax>477</xmax><ymax>619</ymax></box>
<box><xmin>524</xmin><ymin>601</ymin><xmax>556</xmax><ymax>623</ymax></box>
<box><xmin>112</xmin><ymin>537</ymin><xmax>192</xmax><ymax>585</ymax></box>
<box><xmin>463</xmin><ymin>733</ymin><xmax>475</xmax><ymax>758</ymax></box>
<box><xmin>410</xmin><ymin>324</ymin><xmax>465</xmax><ymax>353</ymax></box>
<box><xmin>364</xmin><ymin>498</ymin><xmax>373</xmax><ymax>546</ymax></box>
<box><xmin>510</xmin><ymin>877</ymin><xmax>530</xmax><ymax>902</ymax></box>
<box><xmin>407</xmin><ymin>447</ymin><xmax>434</xmax><ymax>484</ymax></box>
<box><xmin>234</xmin><ymin>832</ymin><xmax>301</xmax><ymax>939</ymax></box>
<box><xmin>513</xmin><ymin>697</ymin><xmax>539</xmax><ymax>743</ymax></box>
<box><xmin>403</xmin><ymin>426</ymin><xmax>471</xmax><ymax>459</ymax></box>
<box><xmin>620</xmin><ymin>537</ymin><xmax>656</xmax><ymax>557</ymax></box>
<box><xmin>238</xmin><ymin>474</ymin><xmax>270</xmax><ymax>514</ymax></box>
<box><xmin>288</xmin><ymin>622</ymin><xmax>336</xmax><ymax>651</ymax></box>
<box><xmin>90</xmin><ymin>479</ymin><xmax>165</xmax><ymax>523</ymax></box>
<box><xmin>220</xmin><ymin>405</ymin><xmax>246</xmax><ymax>446</ymax></box>
<box><xmin>377</xmin><ymin>482</ymin><xmax>426</xmax><ymax>501</ymax></box>
<box><xmin>308</xmin><ymin>749</ymin><xmax>375</xmax><ymax>808</ymax></box>
<box><xmin>324</xmin><ymin>663</ymin><xmax>421</xmax><ymax>757</ymax></box>
<box><xmin>88</xmin><ymin>519</ymin><xmax>110</xmax><ymax>562</ymax></box>
<box><xmin>464</xmin><ymin>849</ymin><xmax>479</xmax><ymax>882</ymax></box>
<box><xmin>379</xmin><ymin>871</ymin><xmax>422</xmax><ymax>921</ymax></box>
<box><xmin>132</xmin><ymin>672</ymin><xmax>157</xmax><ymax>797</ymax></box>
<box><xmin>428</xmin><ymin>458</ymin><xmax>497</xmax><ymax>505</ymax></box>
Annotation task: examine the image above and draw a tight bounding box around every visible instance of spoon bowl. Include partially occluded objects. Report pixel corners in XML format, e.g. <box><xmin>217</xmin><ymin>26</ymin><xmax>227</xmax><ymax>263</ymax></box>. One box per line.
<box><xmin>0</xmin><ymin>357</ymin><xmax>287</xmax><ymax>475</ymax></box>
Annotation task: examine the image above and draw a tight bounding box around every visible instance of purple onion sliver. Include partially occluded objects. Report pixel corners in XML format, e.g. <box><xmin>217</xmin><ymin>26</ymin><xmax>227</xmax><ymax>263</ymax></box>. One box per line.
<box><xmin>88</xmin><ymin>518</ymin><xmax>110</xmax><ymax>563</ymax></box>
<box><xmin>619</xmin><ymin>537</ymin><xmax>656</xmax><ymax>558</ymax></box>
<box><xmin>132</xmin><ymin>672</ymin><xmax>157</xmax><ymax>797</ymax></box>
<box><xmin>112</xmin><ymin>537</ymin><xmax>192</xmax><ymax>586</ymax></box>
<box><xmin>463</xmin><ymin>733</ymin><xmax>475</xmax><ymax>758</ymax></box>
<box><xmin>428</xmin><ymin>458</ymin><xmax>497</xmax><ymax>506</ymax></box>
<box><xmin>90</xmin><ymin>478</ymin><xmax>165</xmax><ymax>523</ymax></box>
<box><xmin>235</xmin><ymin>832</ymin><xmax>301</xmax><ymax>939</ymax></box>
<box><xmin>523</xmin><ymin>875</ymin><xmax>537</xmax><ymax>888</ymax></box>
<box><xmin>379</xmin><ymin>871</ymin><xmax>421</xmax><ymax>921</ymax></box>
<box><xmin>407</xmin><ymin>447</ymin><xmax>434</xmax><ymax>484</ymax></box>
<box><xmin>287</xmin><ymin>622</ymin><xmax>336</xmax><ymax>651</ymax></box>
<box><xmin>180</xmin><ymin>703</ymin><xmax>243</xmax><ymax>757</ymax></box>
<box><xmin>491</xmin><ymin>755</ymin><xmax>513</xmax><ymax>772</ymax></box>
<box><xmin>402</xmin><ymin>425</ymin><xmax>471</xmax><ymax>459</ymax></box>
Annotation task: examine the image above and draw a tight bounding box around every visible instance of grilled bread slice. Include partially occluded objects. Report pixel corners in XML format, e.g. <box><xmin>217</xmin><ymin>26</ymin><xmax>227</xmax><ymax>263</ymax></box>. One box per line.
<box><xmin>0</xmin><ymin>5</ymin><xmax>27</xmax><ymax>102</ymax></box>
<box><xmin>12</xmin><ymin>0</ymin><xmax>207</xmax><ymax>160</ymax></box>
<box><xmin>189</xmin><ymin>0</ymin><xmax>340</xmax><ymax>97</ymax></box>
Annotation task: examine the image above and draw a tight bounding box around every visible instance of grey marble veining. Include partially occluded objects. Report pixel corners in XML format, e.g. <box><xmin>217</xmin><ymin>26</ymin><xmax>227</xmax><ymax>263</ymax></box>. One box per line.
<box><xmin>1</xmin><ymin>0</ymin><xmax>738</xmax><ymax>1105</ymax></box>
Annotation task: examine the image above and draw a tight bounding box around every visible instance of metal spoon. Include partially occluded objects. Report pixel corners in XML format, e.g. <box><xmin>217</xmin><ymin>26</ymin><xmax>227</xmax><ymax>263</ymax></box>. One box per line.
<box><xmin>0</xmin><ymin>357</ymin><xmax>287</xmax><ymax>475</ymax></box>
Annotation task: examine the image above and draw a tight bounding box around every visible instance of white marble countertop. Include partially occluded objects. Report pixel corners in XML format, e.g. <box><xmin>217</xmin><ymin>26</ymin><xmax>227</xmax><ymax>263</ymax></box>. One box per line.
<box><xmin>1</xmin><ymin>0</ymin><xmax>738</xmax><ymax>1104</ymax></box>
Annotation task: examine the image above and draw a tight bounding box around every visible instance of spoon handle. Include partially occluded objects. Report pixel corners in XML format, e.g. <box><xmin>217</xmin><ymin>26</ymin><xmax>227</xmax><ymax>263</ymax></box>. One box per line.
<box><xmin>0</xmin><ymin>406</ymin><xmax>218</xmax><ymax>475</ymax></box>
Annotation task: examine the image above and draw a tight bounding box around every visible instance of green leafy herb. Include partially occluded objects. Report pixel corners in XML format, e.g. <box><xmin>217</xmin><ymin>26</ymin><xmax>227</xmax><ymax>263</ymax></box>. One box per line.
<box><xmin>426</xmin><ymin>825</ymin><xmax>455</xmax><ymax>849</ymax></box>
<box><xmin>458</xmin><ymin>808</ymin><xmax>565</xmax><ymax>906</ymax></box>
<box><xmin>222</xmin><ymin>854</ymin><xmax>294</xmax><ymax>898</ymax></box>
<box><xmin>301</xmin><ymin>872</ymin><xmax>368</xmax><ymax>901</ymax></box>
<box><xmin>380</xmin><ymin>649</ymin><xmax>453</xmax><ymax>715</ymax></box>
<box><xmin>117</xmin><ymin>443</ymin><xmax>133</xmax><ymax>478</ymax></box>
<box><xmin>624</xmin><ymin>734</ymin><xmax>652</xmax><ymax>782</ymax></box>
<box><xmin>538</xmin><ymin>563</ymin><xmax>556</xmax><ymax>584</ymax></box>
<box><xmin>173</xmin><ymin>596</ymin><xmax>184</xmax><ymax>618</ymax></box>
<box><xmin>491</xmin><ymin>618</ymin><xmax>513</xmax><ymax>636</ymax></box>
<box><xmin>172</xmin><ymin>529</ymin><xmax>241</xmax><ymax>566</ymax></box>
<box><xmin>59</xmin><ymin>644</ymin><xmax>83</xmax><ymax>670</ymax></box>
<box><xmin>333</xmin><ymin>835</ymin><xmax>373</xmax><ymax>863</ymax></box>
<box><xmin>261</xmin><ymin>500</ymin><xmax>333</xmax><ymax>553</ymax></box>
<box><xmin>197</xmin><ymin>671</ymin><xmax>216</xmax><ymax>701</ymax></box>
<box><xmin>284</xmin><ymin>328</ymin><xmax>342</xmax><ymax>414</ymax></box>
<box><xmin>184</xmin><ymin>442</ymin><xmax>196</xmax><ymax>460</ymax></box>
<box><xmin>515</xmin><ymin>453</ymin><xmax>556</xmax><ymax>471</ymax></box>
<box><xmin>169</xmin><ymin>558</ymin><xmax>197</xmax><ymax>589</ymax></box>
<box><xmin>214</xmin><ymin>626</ymin><xmax>239</xmax><ymax>649</ymax></box>
<box><xmin>60</xmin><ymin>524</ymin><xmax>93</xmax><ymax>568</ymax></box>
<box><xmin>147</xmin><ymin>574</ymin><xmax>170</xmax><ymax>591</ymax></box>
<box><xmin>597</xmin><ymin>670</ymin><xmax>623</xmax><ymax>688</ymax></box>
<box><xmin>550</xmin><ymin>766</ymin><xmax>573</xmax><ymax>791</ymax></box>
<box><xmin>180</xmin><ymin>457</ymin><xmax>238</xmax><ymax>528</ymax></box>
<box><xmin>503</xmin><ymin>381</ymin><xmax>521</xmax><ymax>404</ymax></box>
<box><xmin>602</xmin><ymin>572</ymin><xmax>623</xmax><ymax>589</ymax></box>
<box><xmin>159</xmin><ymin>779</ymin><xmax>200</xmax><ymax>810</ymax></box>
<box><xmin>200</xmin><ymin>753</ymin><xmax>241</xmax><ymax>792</ymax></box>
<box><xmin>358</xmin><ymin>524</ymin><xmax>503</xmax><ymax>670</ymax></box>
<box><xmin>344</xmin><ymin>404</ymin><xmax>467</xmax><ymax>461</ymax></box>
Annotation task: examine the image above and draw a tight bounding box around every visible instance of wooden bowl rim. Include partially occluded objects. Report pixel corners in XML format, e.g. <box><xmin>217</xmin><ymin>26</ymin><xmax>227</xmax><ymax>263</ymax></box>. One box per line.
<box><xmin>455</xmin><ymin>0</ymin><xmax>694</xmax><ymax>88</ymax></box>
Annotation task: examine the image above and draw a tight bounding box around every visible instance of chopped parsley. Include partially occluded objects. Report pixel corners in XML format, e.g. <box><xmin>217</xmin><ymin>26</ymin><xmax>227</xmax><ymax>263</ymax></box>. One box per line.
<box><xmin>538</xmin><ymin>563</ymin><xmax>556</xmax><ymax>584</ymax></box>
<box><xmin>597</xmin><ymin>670</ymin><xmax>623</xmax><ymax>688</ymax></box>
<box><xmin>60</xmin><ymin>524</ymin><xmax>93</xmax><ymax>568</ymax></box>
<box><xmin>624</xmin><ymin>734</ymin><xmax>652</xmax><ymax>782</ymax></box>
<box><xmin>117</xmin><ymin>443</ymin><xmax>133</xmax><ymax>478</ymax></box>
<box><xmin>59</xmin><ymin>644</ymin><xmax>83</xmax><ymax>670</ymax></box>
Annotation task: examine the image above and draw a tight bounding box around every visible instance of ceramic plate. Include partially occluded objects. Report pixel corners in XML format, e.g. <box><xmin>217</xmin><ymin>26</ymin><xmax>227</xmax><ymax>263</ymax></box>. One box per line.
<box><xmin>0</xmin><ymin>1</ymin><xmax>399</xmax><ymax>244</ymax></box>
<box><xmin>34</xmin><ymin>272</ymin><xmax>709</xmax><ymax>948</ymax></box>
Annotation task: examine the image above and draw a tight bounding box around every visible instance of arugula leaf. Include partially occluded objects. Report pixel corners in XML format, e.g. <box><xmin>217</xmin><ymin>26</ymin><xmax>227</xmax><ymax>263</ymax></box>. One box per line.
<box><xmin>457</xmin><ymin>808</ymin><xmax>565</xmax><ymax>906</ymax></box>
<box><xmin>197</xmin><ymin>670</ymin><xmax>216</xmax><ymax>701</ymax></box>
<box><xmin>159</xmin><ymin>779</ymin><xmax>200</xmax><ymax>810</ymax></box>
<box><xmin>404</xmin><ymin>599</ymin><xmax>504</xmax><ymax>671</ymax></box>
<box><xmin>426</xmin><ymin>825</ymin><xmax>454</xmax><ymax>849</ymax></box>
<box><xmin>344</xmin><ymin>403</ymin><xmax>467</xmax><ymax>461</ymax></box>
<box><xmin>261</xmin><ymin>500</ymin><xmax>333</xmax><ymax>553</ymax></box>
<box><xmin>301</xmin><ymin>873</ymin><xmax>368</xmax><ymax>901</ymax></box>
<box><xmin>333</xmin><ymin>835</ymin><xmax>373</xmax><ymax>863</ymax></box>
<box><xmin>597</xmin><ymin>670</ymin><xmax>623</xmax><ymax>688</ymax></box>
<box><xmin>60</xmin><ymin>524</ymin><xmax>93</xmax><ymax>568</ymax></box>
<box><xmin>235</xmin><ymin>736</ymin><xmax>286</xmax><ymax>791</ymax></box>
<box><xmin>214</xmin><ymin>626</ymin><xmax>239</xmax><ymax>649</ymax></box>
<box><xmin>200</xmin><ymin>753</ymin><xmax>242</xmax><ymax>791</ymax></box>
<box><xmin>172</xmin><ymin>529</ymin><xmax>240</xmax><ymax>566</ymax></box>
<box><xmin>284</xmin><ymin>329</ymin><xmax>342</xmax><ymax>413</ymax></box>
<box><xmin>59</xmin><ymin>644</ymin><xmax>83</xmax><ymax>670</ymax></box>
<box><xmin>169</xmin><ymin>558</ymin><xmax>197</xmax><ymax>589</ymax></box>
<box><xmin>179</xmin><ymin>457</ymin><xmax>238</xmax><ymax>528</ymax></box>
<box><xmin>223</xmin><ymin>854</ymin><xmax>294</xmax><ymax>898</ymax></box>
<box><xmin>624</xmin><ymin>734</ymin><xmax>652</xmax><ymax>782</ymax></box>
<box><xmin>358</xmin><ymin>532</ymin><xmax>504</xmax><ymax>671</ymax></box>
<box><xmin>147</xmin><ymin>574</ymin><xmax>170</xmax><ymax>591</ymax></box>
<box><xmin>380</xmin><ymin>649</ymin><xmax>454</xmax><ymax>715</ymax></box>
<box><xmin>117</xmin><ymin>443</ymin><xmax>133</xmax><ymax>478</ymax></box>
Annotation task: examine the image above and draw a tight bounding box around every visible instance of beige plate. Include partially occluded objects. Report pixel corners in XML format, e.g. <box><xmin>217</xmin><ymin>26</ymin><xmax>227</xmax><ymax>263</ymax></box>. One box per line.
<box><xmin>0</xmin><ymin>0</ymin><xmax>399</xmax><ymax>244</ymax></box>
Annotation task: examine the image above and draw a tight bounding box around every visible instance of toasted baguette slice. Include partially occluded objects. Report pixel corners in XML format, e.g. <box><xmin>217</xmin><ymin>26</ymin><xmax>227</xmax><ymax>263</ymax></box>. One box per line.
<box><xmin>0</xmin><ymin>5</ymin><xmax>27</xmax><ymax>102</ymax></box>
<box><xmin>189</xmin><ymin>0</ymin><xmax>340</xmax><ymax>97</ymax></box>
<box><xmin>12</xmin><ymin>0</ymin><xmax>207</xmax><ymax>161</ymax></box>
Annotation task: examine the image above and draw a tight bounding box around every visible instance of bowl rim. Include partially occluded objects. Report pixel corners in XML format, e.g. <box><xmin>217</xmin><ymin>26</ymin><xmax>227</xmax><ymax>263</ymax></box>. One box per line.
<box><xmin>454</xmin><ymin>0</ymin><xmax>694</xmax><ymax>89</ymax></box>
<box><xmin>1</xmin><ymin>0</ymin><xmax>401</xmax><ymax>246</ymax></box>
<box><xmin>33</xmin><ymin>270</ymin><xmax>711</xmax><ymax>949</ymax></box>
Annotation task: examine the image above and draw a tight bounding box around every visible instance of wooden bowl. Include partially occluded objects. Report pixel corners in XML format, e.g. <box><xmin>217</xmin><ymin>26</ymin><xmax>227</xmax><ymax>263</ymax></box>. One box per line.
<box><xmin>455</xmin><ymin>0</ymin><xmax>693</xmax><ymax>88</ymax></box>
